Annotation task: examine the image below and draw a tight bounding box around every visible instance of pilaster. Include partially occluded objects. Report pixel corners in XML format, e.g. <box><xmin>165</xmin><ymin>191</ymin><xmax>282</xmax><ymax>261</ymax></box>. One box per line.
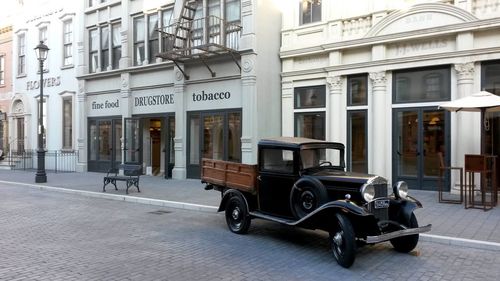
<box><xmin>369</xmin><ymin>71</ymin><xmax>388</xmax><ymax>178</ymax></box>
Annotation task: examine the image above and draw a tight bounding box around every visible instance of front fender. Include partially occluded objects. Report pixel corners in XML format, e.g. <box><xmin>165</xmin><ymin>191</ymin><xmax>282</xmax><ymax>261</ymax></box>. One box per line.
<box><xmin>389</xmin><ymin>195</ymin><xmax>423</xmax><ymax>223</ymax></box>
<box><xmin>292</xmin><ymin>200</ymin><xmax>377</xmax><ymax>231</ymax></box>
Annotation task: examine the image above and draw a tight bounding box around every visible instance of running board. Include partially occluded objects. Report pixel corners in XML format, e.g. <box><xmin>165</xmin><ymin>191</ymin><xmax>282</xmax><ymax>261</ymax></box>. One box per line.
<box><xmin>365</xmin><ymin>224</ymin><xmax>432</xmax><ymax>244</ymax></box>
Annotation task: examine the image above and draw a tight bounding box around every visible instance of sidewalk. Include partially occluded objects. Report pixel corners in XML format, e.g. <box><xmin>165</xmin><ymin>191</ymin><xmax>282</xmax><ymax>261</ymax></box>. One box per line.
<box><xmin>1</xmin><ymin>169</ymin><xmax>499</xmax><ymax>250</ymax></box>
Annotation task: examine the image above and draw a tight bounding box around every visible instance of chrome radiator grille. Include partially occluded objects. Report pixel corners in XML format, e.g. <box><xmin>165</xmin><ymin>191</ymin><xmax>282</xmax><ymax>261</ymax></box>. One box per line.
<box><xmin>369</xmin><ymin>183</ymin><xmax>389</xmax><ymax>222</ymax></box>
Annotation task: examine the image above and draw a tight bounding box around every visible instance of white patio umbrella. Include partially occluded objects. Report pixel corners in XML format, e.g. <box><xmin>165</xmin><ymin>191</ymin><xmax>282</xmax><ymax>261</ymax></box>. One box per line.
<box><xmin>439</xmin><ymin>91</ymin><xmax>500</xmax><ymax>154</ymax></box>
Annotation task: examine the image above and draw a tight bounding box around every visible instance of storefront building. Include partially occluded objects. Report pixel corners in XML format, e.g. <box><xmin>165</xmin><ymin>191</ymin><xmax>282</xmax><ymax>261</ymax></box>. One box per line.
<box><xmin>79</xmin><ymin>0</ymin><xmax>282</xmax><ymax>179</ymax></box>
<box><xmin>11</xmin><ymin>0</ymin><xmax>81</xmax><ymax>170</ymax></box>
<box><xmin>281</xmin><ymin>0</ymin><xmax>500</xmax><ymax>190</ymax></box>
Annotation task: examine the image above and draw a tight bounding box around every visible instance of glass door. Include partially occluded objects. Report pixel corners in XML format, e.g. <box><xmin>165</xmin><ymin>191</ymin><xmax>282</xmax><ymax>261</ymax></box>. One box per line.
<box><xmin>88</xmin><ymin>118</ymin><xmax>122</xmax><ymax>172</ymax></box>
<box><xmin>164</xmin><ymin>115</ymin><xmax>175</xmax><ymax>179</ymax></box>
<box><xmin>393</xmin><ymin>108</ymin><xmax>449</xmax><ymax>190</ymax></box>
<box><xmin>124</xmin><ymin>117</ymin><xmax>142</xmax><ymax>165</ymax></box>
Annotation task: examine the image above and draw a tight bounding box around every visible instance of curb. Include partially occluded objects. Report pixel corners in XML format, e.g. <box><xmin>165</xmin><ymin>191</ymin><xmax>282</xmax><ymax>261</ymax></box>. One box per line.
<box><xmin>3</xmin><ymin>180</ymin><xmax>500</xmax><ymax>252</ymax></box>
<box><xmin>0</xmin><ymin>180</ymin><xmax>218</xmax><ymax>213</ymax></box>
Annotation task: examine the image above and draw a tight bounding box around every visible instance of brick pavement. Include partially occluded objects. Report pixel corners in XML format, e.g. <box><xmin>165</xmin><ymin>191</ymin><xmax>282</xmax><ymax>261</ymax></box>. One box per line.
<box><xmin>1</xmin><ymin>184</ymin><xmax>499</xmax><ymax>281</ymax></box>
<box><xmin>0</xmin><ymin>169</ymin><xmax>499</xmax><ymax>248</ymax></box>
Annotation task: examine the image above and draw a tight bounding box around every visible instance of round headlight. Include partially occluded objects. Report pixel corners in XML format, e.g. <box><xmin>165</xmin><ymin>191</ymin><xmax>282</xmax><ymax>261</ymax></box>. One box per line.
<box><xmin>361</xmin><ymin>184</ymin><xmax>375</xmax><ymax>202</ymax></box>
<box><xmin>393</xmin><ymin>181</ymin><xmax>409</xmax><ymax>199</ymax></box>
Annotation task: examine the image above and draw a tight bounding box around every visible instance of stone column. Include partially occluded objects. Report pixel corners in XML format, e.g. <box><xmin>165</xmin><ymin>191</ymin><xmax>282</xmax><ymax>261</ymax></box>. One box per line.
<box><xmin>454</xmin><ymin>62</ymin><xmax>478</xmax><ymax>168</ymax></box>
<box><xmin>369</xmin><ymin>71</ymin><xmax>388</xmax><ymax>178</ymax></box>
<box><xmin>241</xmin><ymin>54</ymin><xmax>257</xmax><ymax>164</ymax></box>
<box><xmin>326</xmin><ymin>75</ymin><xmax>343</xmax><ymax>142</ymax></box>
<box><xmin>172</xmin><ymin>67</ymin><xmax>187</xmax><ymax>179</ymax></box>
<box><xmin>76</xmin><ymin>80</ymin><xmax>87</xmax><ymax>172</ymax></box>
<box><xmin>281</xmin><ymin>81</ymin><xmax>294</xmax><ymax>137</ymax></box>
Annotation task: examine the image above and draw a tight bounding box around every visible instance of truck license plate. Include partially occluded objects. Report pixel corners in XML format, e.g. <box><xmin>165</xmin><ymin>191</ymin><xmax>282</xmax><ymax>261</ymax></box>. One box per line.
<box><xmin>374</xmin><ymin>199</ymin><xmax>390</xmax><ymax>209</ymax></box>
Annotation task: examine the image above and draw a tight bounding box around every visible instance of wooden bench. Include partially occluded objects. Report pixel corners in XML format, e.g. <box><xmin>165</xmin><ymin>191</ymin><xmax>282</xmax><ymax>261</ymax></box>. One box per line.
<box><xmin>103</xmin><ymin>164</ymin><xmax>142</xmax><ymax>194</ymax></box>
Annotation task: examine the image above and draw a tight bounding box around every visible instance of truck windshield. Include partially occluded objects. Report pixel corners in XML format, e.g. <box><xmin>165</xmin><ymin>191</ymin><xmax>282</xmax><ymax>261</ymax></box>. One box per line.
<box><xmin>300</xmin><ymin>148</ymin><xmax>342</xmax><ymax>169</ymax></box>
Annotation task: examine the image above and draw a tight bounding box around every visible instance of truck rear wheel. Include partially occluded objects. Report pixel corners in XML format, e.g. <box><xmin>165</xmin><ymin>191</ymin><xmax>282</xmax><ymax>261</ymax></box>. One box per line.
<box><xmin>225</xmin><ymin>195</ymin><xmax>251</xmax><ymax>234</ymax></box>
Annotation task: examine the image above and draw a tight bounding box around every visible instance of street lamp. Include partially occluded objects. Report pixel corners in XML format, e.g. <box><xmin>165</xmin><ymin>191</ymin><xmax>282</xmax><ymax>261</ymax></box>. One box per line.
<box><xmin>34</xmin><ymin>41</ymin><xmax>49</xmax><ymax>183</ymax></box>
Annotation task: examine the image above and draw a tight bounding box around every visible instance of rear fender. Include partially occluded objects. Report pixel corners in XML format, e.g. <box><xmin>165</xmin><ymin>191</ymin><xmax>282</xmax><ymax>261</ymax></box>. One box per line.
<box><xmin>218</xmin><ymin>189</ymin><xmax>249</xmax><ymax>213</ymax></box>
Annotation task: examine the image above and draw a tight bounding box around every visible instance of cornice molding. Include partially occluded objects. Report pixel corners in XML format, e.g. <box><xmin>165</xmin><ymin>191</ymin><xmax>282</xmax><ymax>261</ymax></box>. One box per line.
<box><xmin>280</xmin><ymin>17</ymin><xmax>500</xmax><ymax>59</ymax></box>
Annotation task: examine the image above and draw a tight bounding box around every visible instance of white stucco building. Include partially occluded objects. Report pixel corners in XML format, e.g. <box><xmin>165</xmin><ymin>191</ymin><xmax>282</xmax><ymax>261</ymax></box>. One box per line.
<box><xmin>78</xmin><ymin>0</ymin><xmax>282</xmax><ymax>178</ymax></box>
<box><xmin>11</xmin><ymin>0</ymin><xmax>81</xmax><ymax>171</ymax></box>
<box><xmin>281</xmin><ymin>0</ymin><xmax>500</xmax><ymax>190</ymax></box>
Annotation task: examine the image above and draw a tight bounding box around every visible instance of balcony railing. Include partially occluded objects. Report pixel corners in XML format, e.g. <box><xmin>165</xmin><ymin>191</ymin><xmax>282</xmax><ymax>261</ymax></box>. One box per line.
<box><xmin>158</xmin><ymin>16</ymin><xmax>242</xmax><ymax>61</ymax></box>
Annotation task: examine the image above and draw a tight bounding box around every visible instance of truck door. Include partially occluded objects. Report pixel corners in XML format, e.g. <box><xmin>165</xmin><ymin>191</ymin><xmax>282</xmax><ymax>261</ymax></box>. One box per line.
<box><xmin>258</xmin><ymin>148</ymin><xmax>298</xmax><ymax>218</ymax></box>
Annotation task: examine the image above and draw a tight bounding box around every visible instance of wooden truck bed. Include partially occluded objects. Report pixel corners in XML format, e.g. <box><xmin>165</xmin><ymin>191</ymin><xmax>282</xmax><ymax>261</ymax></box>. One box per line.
<box><xmin>201</xmin><ymin>158</ymin><xmax>258</xmax><ymax>194</ymax></box>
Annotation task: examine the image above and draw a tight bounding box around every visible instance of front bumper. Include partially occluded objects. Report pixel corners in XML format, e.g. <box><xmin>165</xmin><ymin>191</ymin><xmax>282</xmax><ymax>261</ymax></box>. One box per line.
<box><xmin>365</xmin><ymin>224</ymin><xmax>432</xmax><ymax>244</ymax></box>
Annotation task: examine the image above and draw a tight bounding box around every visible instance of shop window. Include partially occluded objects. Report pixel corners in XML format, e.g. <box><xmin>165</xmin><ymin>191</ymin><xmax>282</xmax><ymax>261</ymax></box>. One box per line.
<box><xmin>393</xmin><ymin>66</ymin><xmax>450</xmax><ymax>103</ymax></box>
<box><xmin>294</xmin><ymin>85</ymin><xmax>326</xmax><ymax>108</ymax></box>
<box><xmin>347</xmin><ymin>74</ymin><xmax>367</xmax><ymax>106</ymax></box>
<box><xmin>300</xmin><ymin>0</ymin><xmax>321</xmax><ymax>25</ymax></box>
<box><xmin>17</xmin><ymin>34</ymin><xmax>26</xmax><ymax>76</ymax></box>
<box><xmin>347</xmin><ymin>110</ymin><xmax>367</xmax><ymax>173</ymax></box>
<box><xmin>295</xmin><ymin>112</ymin><xmax>325</xmax><ymax>140</ymax></box>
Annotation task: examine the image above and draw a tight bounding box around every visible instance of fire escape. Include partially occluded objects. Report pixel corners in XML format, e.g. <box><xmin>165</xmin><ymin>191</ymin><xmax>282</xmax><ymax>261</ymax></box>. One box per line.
<box><xmin>157</xmin><ymin>0</ymin><xmax>242</xmax><ymax>80</ymax></box>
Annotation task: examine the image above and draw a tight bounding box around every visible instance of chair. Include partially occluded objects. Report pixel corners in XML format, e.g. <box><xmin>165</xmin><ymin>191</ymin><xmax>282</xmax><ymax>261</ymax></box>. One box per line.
<box><xmin>464</xmin><ymin>154</ymin><xmax>496</xmax><ymax>211</ymax></box>
<box><xmin>437</xmin><ymin>152</ymin><xmax>464</xmax><ymax>204</ymax></box>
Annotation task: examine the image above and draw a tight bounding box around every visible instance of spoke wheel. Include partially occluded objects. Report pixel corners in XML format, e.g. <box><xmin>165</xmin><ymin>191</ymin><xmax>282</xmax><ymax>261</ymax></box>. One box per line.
<box><xmin>329</xmin><ymin>213</ymin><xmax>356</xmax><ymax>268</ymax></box>
<box><xmin>225</xmin><ymin>195</ymin><xmax>251</xmax><ymax>234</ymax></box>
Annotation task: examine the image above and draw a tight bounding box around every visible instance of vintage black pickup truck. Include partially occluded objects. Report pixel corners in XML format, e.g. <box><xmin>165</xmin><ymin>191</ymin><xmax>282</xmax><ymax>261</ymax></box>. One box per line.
<box><xmin>202</xmin><ymin>137</ymin><xmax>431</xmax><ymax>268</ymax></box>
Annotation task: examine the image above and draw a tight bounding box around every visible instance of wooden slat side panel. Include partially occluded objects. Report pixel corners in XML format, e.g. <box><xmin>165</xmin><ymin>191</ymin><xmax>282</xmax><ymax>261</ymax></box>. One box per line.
<box><xmin>201</xmin><ymin>158</ymin><xmax>257</xmax><ymax>194</ymax></box>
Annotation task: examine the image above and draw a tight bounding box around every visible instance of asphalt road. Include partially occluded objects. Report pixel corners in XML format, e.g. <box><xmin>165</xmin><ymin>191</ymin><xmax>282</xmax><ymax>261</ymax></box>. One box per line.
<box><xmin>1</xmin><ymin>183</ymin><xmax>499</xmax><ymax>281</ymax></box>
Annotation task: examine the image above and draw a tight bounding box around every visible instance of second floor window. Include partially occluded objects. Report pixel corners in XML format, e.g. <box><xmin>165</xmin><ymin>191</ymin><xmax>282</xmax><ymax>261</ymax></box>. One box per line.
<box><xmin>133</xmin><ymin>17</ymin><xmax>145</xmax><ymax>66</ymax></box>
<box><xmin>63</xmin><ymin>20</ymin><xmax>73</xmax><ymax>66</ymax></box>
<box><xmin>88</xmin><ymin>23</ymin><xmax>121</xmax><ymax>73</ymax></box>
<box><xmin>17</xmin><ymin>34</ymin><xmax>26</xmax><ymax>76</ymax></box>
<box><xmin>39</xmin><ymin>27</ymin><xmax>48</xmax><ymax>71</ymax></box>
<box><xmin>101</xmin><ymin>26</ymin><xmax>110</xmax><ymax>70</ymax></box>
<box><xmin>300</xmin><ymin>0</ymin><xmax>321</xmax><ymax>25</ymax></box>
<box><xmin>89</xmin><ymin>29</ymin><xmax>98</xmax><ymax>72</ymax></box>
<box><xmin>0</xmin><ymin>55</ymin><xmax>5</xmax><ymax>85</ymax></box>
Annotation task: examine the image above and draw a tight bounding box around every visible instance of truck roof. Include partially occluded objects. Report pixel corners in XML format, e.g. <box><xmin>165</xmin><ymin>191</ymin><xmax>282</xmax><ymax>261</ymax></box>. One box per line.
<box><xmin>259</xmin><ymin>137</ymin><xmax>343</xmax><ymax>149</ymax></box>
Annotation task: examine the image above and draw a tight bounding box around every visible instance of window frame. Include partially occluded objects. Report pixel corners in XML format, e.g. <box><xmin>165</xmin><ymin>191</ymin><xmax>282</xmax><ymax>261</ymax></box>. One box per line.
<box><xmin>294</xmin><ymin>111</ymin><xmax>326</xmax><ymax>140</ymax></box>
<box><xmin>0</xmin><ymin>55</ymin><xmax>5</xmax><ymax>86</ymax></box>
<box><xmin>294</xmin><ymin>85</ymin><xmax>326</xmax><ymax>109</ymax></box>
<box><xmin>17</xmin><ymin>33</ymin><xmax>26</xmax><ymax>76</ymax></box>
<box><xmin>299</xmin><ymin>0</ymin><xmax>322</xmax><ymax>26</ymax></box>
<box><xmin>347</xmin><ymin>74</ymin><xmax>368</xmax><ymax>106</ymax></box>
<box><xmin>347</xmin><ymin>110</ymin><xmax>368</xmax><ymax>173</ymax></box>
<box><xmin>133</xmin><ymin>16</ymin><xmax>146</xmax><ymax>66</ymax></box>
<box><xmin>61</xmin><ymin>94</ymin><xmax>74</xmax><ymax>150</ymax></box>
<box><xmin>38</xmin><ymin>26</ymin><xmax>48</xmax><ymax>72</ymax></box>
<box><xmin>62</xmin><ymin>19</ymin><xmax>73</xmax><ymax>67</ymax></box>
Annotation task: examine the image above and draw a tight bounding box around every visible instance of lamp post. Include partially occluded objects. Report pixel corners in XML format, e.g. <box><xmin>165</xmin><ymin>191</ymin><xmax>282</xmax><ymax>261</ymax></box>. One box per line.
<box><xmin>34</xmin><ymin>41</ymin><xmax>49</xmax><ymax>183</ymax></box>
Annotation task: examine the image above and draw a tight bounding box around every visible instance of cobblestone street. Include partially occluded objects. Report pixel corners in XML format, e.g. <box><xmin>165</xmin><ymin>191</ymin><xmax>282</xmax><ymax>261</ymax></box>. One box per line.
<box><xmin>1</xmin><ymin>183</ymin><xmax>499</xmax><ymax>281</ymax></box>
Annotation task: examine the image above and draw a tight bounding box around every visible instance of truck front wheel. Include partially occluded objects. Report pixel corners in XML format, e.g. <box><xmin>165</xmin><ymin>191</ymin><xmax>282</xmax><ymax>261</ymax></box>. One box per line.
<box><xmin>390</xmin><ymin>213</ymin><xmax>419</xmax><ymax>253</ymax></box>
<box><xmin>225</xmin><ymin>195</ymin><xmax>251</xmax><ymax>234</ymax></box>
<box><xmin>329</xmin><ymin>213</ymin><xmax>356</xmax><ymax>268</ymax></box>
